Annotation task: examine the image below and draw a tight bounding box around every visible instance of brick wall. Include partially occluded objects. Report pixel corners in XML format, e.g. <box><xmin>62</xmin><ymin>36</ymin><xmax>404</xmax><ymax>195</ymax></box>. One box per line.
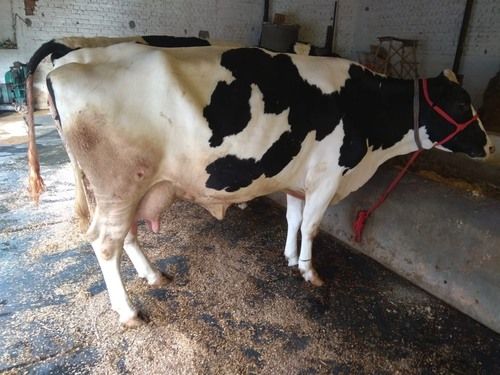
<box><xmin>0</xmin><ymin>0</ymin><xmax>498</xmax><ymax>106</ymax></box>
<box><xmin>0</xmin><ymin>0</ymin><xmax>263</xmax><ymax>77</ymax></box>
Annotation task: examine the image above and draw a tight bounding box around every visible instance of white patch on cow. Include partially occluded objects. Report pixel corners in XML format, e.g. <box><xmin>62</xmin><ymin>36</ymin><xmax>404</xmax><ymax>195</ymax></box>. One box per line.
<box><xmin>305</xmin><ymin>122</ymin><xmax>346</xmax><ymax>179</ymax></box>
<box><xmin>474</xmin><ymin>108</ymin><xmax>495</xmax><ymax>156</ymax></box>
<box><xmin>417</xmin><ymin>125</ymin><xmax>436</xmax><ymax>151</ymax></box>
<box><xmin>219</xmin><ymin>83</ymin><xmax>291</xmax><ymax>160</ymax></box>
<box><xmin>290</xmin><ymin>55</ymin><xmax>353</xmax><ymax>94</ymax></box>
<box><xmin>55</xmin><ymin>44</ymin><xmax>236</xmax><ymax>107</ymax></box>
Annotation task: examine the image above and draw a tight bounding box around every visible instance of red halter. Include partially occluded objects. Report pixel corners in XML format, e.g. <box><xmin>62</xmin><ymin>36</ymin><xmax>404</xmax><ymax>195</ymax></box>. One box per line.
<box><xmin>421</xmin><ymin>79</ymin><xmax>478</xmax><ymax>147</ymax></box>
<box><xmin>353</xmin><ymin>78</ymin><xmax>479</xmax><ymax>242</ymax></box>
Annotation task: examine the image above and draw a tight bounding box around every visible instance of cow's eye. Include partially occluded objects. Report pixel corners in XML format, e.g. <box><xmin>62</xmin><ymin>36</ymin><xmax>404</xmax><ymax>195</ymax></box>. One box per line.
<box><xmin>457</xmin><ymin>102</ymin><xmax>468</xmax><ymax>112</ymax></box>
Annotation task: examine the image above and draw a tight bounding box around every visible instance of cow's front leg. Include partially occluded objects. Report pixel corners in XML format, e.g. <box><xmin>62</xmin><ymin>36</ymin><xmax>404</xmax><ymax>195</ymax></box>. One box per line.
<box><xmin>88</xmin><ymin>205</ymin><xmax>143</xmax><ymax>328</ymax></box>
<box><xmin>284</xmin><ymin>194</ymin><xmax>304</xmax><ymax>266</ymax></box>
<box><xmin>298</xmin><ymin>180</ymin><xmax>337</xmax><ymax>286</ymax></box>
<box><xmin>124</xmin><ymin>228</ymin><xmax>172</xmax><ymax>286</ymax></box>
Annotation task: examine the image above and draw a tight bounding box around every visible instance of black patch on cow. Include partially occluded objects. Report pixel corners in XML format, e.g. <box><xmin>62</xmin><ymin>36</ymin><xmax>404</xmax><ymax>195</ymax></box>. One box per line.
<box><xmin>205</xmin><ymin>50</ymin><xmax>485</xmax><ymax>192</ymax></box>
<box><xmin>141</xmin><ymin>35</ymin><xmax>210</xmax><ymax>48</ymax></box>
<box><xmin>27</xmin><ymin>40</ymin><xmax>76</xmax><ymax>75</ymax></box>
<box><xmin>337</xmin><ymin>66</ymin><xmax>414</xmax><ymax>170</ymax></box>
<box><xmin>204</xmin><ymin>80</ymin><xmax>252</xmax><ymax>147</ymax></box>
<box><xmin>206</xmin><ymin>155</ymin><xmax>262</xmax><ymax>192</ymax></box>
<box><xmin>204</xmin><ymin>48</ymin><xmax>342</xmax><ymax>191</ymax></box>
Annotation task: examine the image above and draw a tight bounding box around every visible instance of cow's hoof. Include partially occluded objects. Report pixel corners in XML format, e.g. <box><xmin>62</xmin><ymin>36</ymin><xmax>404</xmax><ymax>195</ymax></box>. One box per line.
<box><xmin>301</xmin><ymin>269</ymin><xmax>324</xmax><ymax>287</ymax></box>
<box><xmin>287</xmin><ymin>256</ymin><xmax>298</xmax><ymax>267</ymax></box>
<box><xmin>122</xmin><ymin>316</ymin><xmax>145</xmax><ymax>329</ymax></box>
<box><xmin>121</xmin><ymin>312</ymin><xmax>148</xmax><ymax>329</ymax></box>
<box><xmin>149</xmin><ymin>271</ymin><xmax>173</xmax><ymax>287</ymax></box>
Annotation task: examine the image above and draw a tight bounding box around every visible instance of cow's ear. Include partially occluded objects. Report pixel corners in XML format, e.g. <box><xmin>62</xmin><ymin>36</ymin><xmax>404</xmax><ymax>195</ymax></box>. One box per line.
<box><xmin>441</xmin><ymin>69</ymin><xmax>459</xmax><ymax>83</ymax></box>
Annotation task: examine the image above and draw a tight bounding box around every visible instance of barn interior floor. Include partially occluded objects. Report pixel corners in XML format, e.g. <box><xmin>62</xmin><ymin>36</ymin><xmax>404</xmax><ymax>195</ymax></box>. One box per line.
<box><xmin>1</xmin><ymin>114</ymin><xmax>500</xmax><ymax>374</ymax></box>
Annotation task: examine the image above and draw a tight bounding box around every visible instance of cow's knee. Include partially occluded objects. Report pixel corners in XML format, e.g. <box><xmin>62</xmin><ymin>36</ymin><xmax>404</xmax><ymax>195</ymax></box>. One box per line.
<box><xmin>96</xmin><ymin>235</ymin><xmax>122</xmax><ymax>260</ymax></box>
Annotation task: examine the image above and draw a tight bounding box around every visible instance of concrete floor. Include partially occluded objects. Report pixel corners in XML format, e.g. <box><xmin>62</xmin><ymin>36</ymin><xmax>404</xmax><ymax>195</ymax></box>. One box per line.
<box><xmin>1</xmin><ymin>113</ymin><xmax>500</xmax><ymax>374</ymax></box>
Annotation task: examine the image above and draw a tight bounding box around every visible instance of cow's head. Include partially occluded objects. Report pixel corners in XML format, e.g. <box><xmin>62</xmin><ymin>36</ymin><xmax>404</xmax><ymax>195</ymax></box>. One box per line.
<box><xmin>420</xmin><ymin>69</ymin><xmax>494</xmax><ymax>159</ymax></box>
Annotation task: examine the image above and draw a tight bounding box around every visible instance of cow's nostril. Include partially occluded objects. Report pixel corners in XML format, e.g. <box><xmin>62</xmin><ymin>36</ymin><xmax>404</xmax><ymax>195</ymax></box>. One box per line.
<box><xmin>490</xmin><ymin>145</ymin><xmax>496</xmax><ymax>154</ymax></box>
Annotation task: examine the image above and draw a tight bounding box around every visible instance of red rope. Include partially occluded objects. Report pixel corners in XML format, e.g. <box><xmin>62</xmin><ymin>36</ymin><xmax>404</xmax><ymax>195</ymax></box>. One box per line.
<box><xmin>353</xmin><ymin>150</ymin><xmax>423</xmax><ymax>242</ymax></box>
<box><xmin>353</xmin><ymin>79</ymin><xmax>478</xmax><ymax>242</ymax></box>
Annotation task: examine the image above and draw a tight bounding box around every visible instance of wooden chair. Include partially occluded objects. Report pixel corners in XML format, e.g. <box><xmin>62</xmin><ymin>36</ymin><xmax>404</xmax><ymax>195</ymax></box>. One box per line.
<box><xmin>372</xmin><ymin>36</ymin><xmax>419</xmax><ymax>79</ymax></box>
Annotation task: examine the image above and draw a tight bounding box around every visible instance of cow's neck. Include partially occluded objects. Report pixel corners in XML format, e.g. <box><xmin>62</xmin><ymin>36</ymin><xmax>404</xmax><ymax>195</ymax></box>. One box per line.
<box><xmin>338</xmin><ymin>65</ymin><xmax>422</xmax><ymax>172</ymax></box>
<box><xmin>347</xmin><ymin>66</ymin><xmax>417</xmax><ymax>151</ymax></box>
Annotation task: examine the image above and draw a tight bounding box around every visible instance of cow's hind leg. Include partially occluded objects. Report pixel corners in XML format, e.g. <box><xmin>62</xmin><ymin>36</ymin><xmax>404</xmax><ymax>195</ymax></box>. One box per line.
<box><xmin>284</xmin><ymin>194</ymin><xmax>304</xmax><ymax>266</ymax></box>
<box><xmin>124</xmin><ymin>228</ymin><xmax>172</xmax><ymax>286</ymax></box>
<box><xmin>298</xmin><ymin>179</ymin><xmax>338</xmax><ymax>286</ymax></box>
<box><xmin>88</xmin><ymin>204</ymin><xmax>143</xmax><ymax>327</ymax></box>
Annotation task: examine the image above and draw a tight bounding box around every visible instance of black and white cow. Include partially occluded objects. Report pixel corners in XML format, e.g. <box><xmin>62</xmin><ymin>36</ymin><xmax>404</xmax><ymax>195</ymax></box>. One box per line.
<box><xmin>27</xmin><ymin>42</ymin><xmax>493</xmax><ymax>326</ymax></box>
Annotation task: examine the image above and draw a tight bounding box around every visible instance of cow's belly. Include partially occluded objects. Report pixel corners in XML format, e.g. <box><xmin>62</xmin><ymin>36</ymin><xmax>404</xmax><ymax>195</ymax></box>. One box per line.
<box><xmin>155</xmin><ymin>125</ymin><xmax>321</xmax><ymax>207</ymax></box>
<box><xmin>158</xmin><ymin>159</ymin><xmax>298</xmax><ymax>206</ymax></box>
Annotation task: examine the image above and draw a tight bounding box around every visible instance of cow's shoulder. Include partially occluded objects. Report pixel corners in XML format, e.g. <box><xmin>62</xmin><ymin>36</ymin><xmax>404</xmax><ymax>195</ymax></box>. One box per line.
<box><xmin>337</xmin><ymin>64</ymin><xmax>414</xmax><ymax>173</ymax></box>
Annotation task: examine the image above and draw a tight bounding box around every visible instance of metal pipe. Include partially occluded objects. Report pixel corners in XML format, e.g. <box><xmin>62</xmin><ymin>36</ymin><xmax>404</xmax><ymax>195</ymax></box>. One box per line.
<box><xmin>330</xmin><ymin>0</ymin><xmax>338</xmax><ymax>54</ymax></box>
<box><xmin>453</xmin><ymin>0</ymin><xmax>474</xmax><ymax>77</ymax></box>
<box><xmin>263</xmin><ymin>0</ymin><xmax>270</xmax><ymax>23</ymax></box>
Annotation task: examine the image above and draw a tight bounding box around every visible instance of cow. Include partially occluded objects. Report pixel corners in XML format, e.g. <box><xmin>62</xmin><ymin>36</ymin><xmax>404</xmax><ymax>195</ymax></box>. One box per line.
<box><xmin>26</xmin><ymin>42</ymin><xmax>493</xmax><ymax>327</ymax></box>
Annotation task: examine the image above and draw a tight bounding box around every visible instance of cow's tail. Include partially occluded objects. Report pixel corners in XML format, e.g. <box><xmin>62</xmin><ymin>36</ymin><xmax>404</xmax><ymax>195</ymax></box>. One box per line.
<box><xmin>25</xmin><ymin>40</ymin><xmax>75</xmax><ymax>203</ymax></box>
<box><xmin>25</xmin><ymin>73</ymin><xmax>45</xmax><ymax>203</ymax></box>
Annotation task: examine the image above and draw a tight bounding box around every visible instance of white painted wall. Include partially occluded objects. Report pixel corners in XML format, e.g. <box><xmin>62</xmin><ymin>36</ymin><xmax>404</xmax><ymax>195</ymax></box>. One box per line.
<box><xmin>0</xmin><ymin>0</ymin><xmax>14</xmax><ymax>43</ymax></box>
<box><xmin>0</xmin><ymin>0</ymin><xmax>498</xmax><ymax>106</ymax></box>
